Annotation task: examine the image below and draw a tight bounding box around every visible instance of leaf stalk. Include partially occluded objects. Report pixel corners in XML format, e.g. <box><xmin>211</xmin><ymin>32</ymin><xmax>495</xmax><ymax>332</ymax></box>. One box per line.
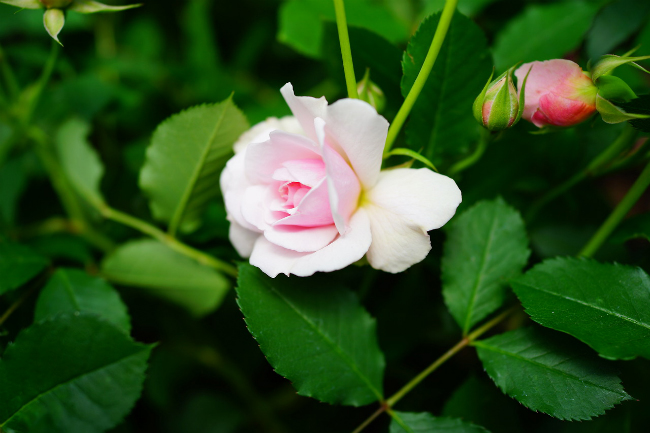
<box><xmin>333</xmin><ymin>0</ymin><xmax>358</xmax><ymax>99</ymax></box>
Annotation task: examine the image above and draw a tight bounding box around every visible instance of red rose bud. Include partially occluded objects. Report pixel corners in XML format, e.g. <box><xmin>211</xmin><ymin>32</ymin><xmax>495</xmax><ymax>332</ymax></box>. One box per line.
<box><xmin>473</xmin><ymin>65</ymin><xmax>526</xmax><ymax>131</ymax></box>
<box><xmin>356</xmin><ymin>70</ymin><xmax>386</xmax><ymax>114</ymax></box>
<box><xmin>515</xmin><ymin>59</ymin><xmax>597</xmax><ymax>128</ymax></box>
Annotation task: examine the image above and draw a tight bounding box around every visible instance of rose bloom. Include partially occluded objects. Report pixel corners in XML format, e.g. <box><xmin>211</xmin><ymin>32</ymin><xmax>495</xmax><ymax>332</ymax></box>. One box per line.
<box><xmin>220</xmin><ymin>83</ymin><xmax>462</xmax><ymax>277</ymax></box>
<box><xmin>515</xmin><ymin>59</ymin><xmax>597</xmax><ymax>128</ymax></box>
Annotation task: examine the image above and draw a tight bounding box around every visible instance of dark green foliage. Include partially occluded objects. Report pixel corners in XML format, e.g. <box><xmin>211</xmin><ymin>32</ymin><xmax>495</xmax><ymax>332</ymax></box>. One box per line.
<box><xmin>512</xmin><ymin>258</ymin><xmax>650</xmax><ymax>360</ymax></box>
<box><xmin>389</xmin><ymin>411</ymin><xmax>490</xmax><ymax>433</ymax></box>
<box><xmin>236</xmin><ymin>264</ymin><xmax>384</xmax><ymax>406</ymax></box>
<box><xmin>474</xmin><ymin>327</ymin><xmax>631</xmax><ymax>420</ymax></box>
<box><xmin>0</xmin><ymin>242</ymin><xmax>48</xmax><ymax>295</ymax></box>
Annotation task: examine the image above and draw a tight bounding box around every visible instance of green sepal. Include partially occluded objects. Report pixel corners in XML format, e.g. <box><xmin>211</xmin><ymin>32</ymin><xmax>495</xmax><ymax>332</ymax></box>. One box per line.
<box><xmin>596</xmin><ymin>95</ymin><xmax>650</xmax><ymax>124</ymax></box>
<box><xmin>0</xmin><ymin>0</ymin><xmax>41</xmax><ymax>8</ymax></box>
<box><xmin>486</xmin><ymin>75</ymin><xmax>513</xmax><ymax>130</ymax></box>
<box><xmin>68</xmin><ymin>0</ymin><xmax>142</xmax><ymax>13</ymax></box>
<box><xmin>590</xmin><ymin>54</ymin><xmax>650</xmax><ymax>82</ymax></box>
<box><xmin>43</xmin><ymin>8</ymin><xmax>65</xmax><ymax>46</ymax></box>
<box><xmin>383</xmin><ymin>147</ymin><xmax>438</xmax><ymax>172</ymax></box>
<box><xmin>595</xmin><ymin>75</ymin><xmax>637</xmax><ymax>102</ymax></box>
<box><xmin>472</xmin><ymin>68</ymin><xmax>495</xmax><ymax>124</ymax></box>
<box><xmin>516</xmin><ymin>64</ymin><xmax>532</xmax><ymax>123</ymax></box>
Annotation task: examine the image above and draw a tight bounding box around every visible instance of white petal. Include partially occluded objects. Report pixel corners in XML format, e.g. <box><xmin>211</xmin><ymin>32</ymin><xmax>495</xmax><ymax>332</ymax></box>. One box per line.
<box><xmin>264</xmin><ymin>224</ymin><xmax>339</xmax><ymax>253</ymax></box>
<box><xmin>249</xmin><ymin>209</ymin><xmax>372</xmax><ymax>277</ymax></box>
<box><xmin>324</xmin><ymin>99</ymin><xmax>388</xmax><ymax>189</ymax></box>
<box><xmin>233</xmin><ymin>116</ymin><xmax>303</xmax><ymax>154</ymax></box>
<box><xmin>220</xmin><ymin>150</ymin><xmax>257</xmax><ymax>231</ymax></box>
<box><xmin>364</xmin><ymin>168</ymin><xmax>462</xmax><ymax>273</ymax></box>
<box><xmin>241</xmin><ymin>185</ymin><xmax>276</xmax><ymax>231</ymax></box>
<box><xmin>280</xmin><ymin>83</ymin><xmax>328</xmax><ymax>143</ymax></box>
<box><xmin>229</xmin><ymin>220</ymin><xmax>260</xmax><ymax>258</ymax></box>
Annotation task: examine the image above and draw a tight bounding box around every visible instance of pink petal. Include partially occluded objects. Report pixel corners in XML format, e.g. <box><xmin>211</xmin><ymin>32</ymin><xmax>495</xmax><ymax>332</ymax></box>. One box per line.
<box><xmin>241</xmin><ymin>185</ymin><xmax>277</xmax><ymax>231</ymax></box>
<box><xmin>280</xmin><ymin>83</ymin><xmax>328</xmax><ymax>143</ymax></box>
<box><xmin>322</xmin><ymin>141</ymin><xmax>361</xmax><ymax>234</ymax></box>
<box><xmin>273</xmin><ymin>178</ymin><xmax>334</xmax><ymax>227</ymax></box>
<box><xmin>323</xmin><ymin>98</ymin><xmax>388</xmax><ymax>189</ymax></box>
<box><xmin>282</xmin><ymin>159</ymin><xmax>326</xmax><ymax>187</ymax></box>
<box><xmin>249</xmin><ymin>208</ymin><xmax>372</xmax><ymax>277</ymax></box>
<box><xmin>233</xmin><ymin>116</ymin><xmax>303</xmax><ymax>154</ymax></box>
<box><xmin>245</xmin><ymin>131</ymin><xmax>321</xmax><ymax>184</ymax></box>
<box><xmin>536</xmin><ymin>92</ymin><xmax>596</xmax><ymax>127</ymax></box>
<box><xmin>264</xmin><ymin>224</ymin><xmax>339</xmax><ymax>253</ymax></box>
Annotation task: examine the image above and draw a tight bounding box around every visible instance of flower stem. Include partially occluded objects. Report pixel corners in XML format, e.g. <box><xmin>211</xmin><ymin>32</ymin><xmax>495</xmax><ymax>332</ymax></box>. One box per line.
<box><xmin>351</xmin><ymin>305</ymin><xmax>517</xmax><ymax>432</ymax></box>
<box><xmin>525</xmin><ymin>125</ymin><xmax>638</xmax><ymax>223</ymax></box>
<box><xmin>448</xmin><ymin>128</ymin><xmax>491</xmax><ymax>176</ymax></box>
<box><xmin>383</xmin><ymin>0</ymin><xmax>458</xmax><ymax>155</ymax></box>
<box><xmin>579</xmin><ymin>159</ymin><xmax>650</xmax><ymax>258</ymax></box>
<box><xmin>100</xmin><ymin>206</ymin><xmax>238</xmax><ymax>277</ymax></box>
<box><xmin>0</xmin><ymin>43</ymin><xmax>20</xmax><ymax>99</ymax></box>
<box><xmin>333</xmin><ymin>0</ymin><xmax>358</xmax><ymax>99</ymax></box>
<box><xmin>24</xmin><ymin>40</ymin><xmax>59</xmax><ymax>126</ymax></box>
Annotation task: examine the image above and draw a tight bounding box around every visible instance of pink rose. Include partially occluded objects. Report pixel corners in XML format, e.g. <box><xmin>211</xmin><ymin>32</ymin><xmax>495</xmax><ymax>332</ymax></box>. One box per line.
<box><xmin>220</xmin><ymin>83</ymin><xmax>462</xmax><ymax>277</ymax></box>
<box><xmin>515</xmin><ymin>59</ymin><xmax>597</xmax><ymax>128</ymax></box>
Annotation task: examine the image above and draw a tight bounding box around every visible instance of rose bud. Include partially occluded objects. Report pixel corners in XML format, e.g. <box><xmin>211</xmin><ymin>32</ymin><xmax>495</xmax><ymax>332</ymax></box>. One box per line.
<box><xmin>515</xmin><ymin>59</ymin><xmax>598</xmax><ymax>128</ymax></box>
<box><xmin>356</xmin><ymin>70</ymin><xmax>386</xmax><ymax>114</ymax></box>
<box><xmin>473</xmin><ymin>65</ymin><xmax>527</xmax><ymax>131</ymax></box>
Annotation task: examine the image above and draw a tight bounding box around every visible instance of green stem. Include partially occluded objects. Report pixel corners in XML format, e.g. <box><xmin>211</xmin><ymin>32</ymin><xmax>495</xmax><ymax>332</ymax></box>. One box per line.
<box><xmin>24</xmin><ymin>41</ymin><xmax>59</xmax><ymax>126</ymax></box>
<box><xmin>0</xmin><ymin>43</ymin><xmax>20</xmax><ymax>99</ymax></box>
<box><xmin>352</xmin><ymin>305</ymin><xmax>518</xmax><ymax>432</ymax></box>
<box><xmin>101</xmin><ymin>206</ymin><xmax>238</xmax><ymax>277</ymax></box>
<box><xmin>383</xmin><ymin>0</ymin><xmax>458</xmax><ymax>155</ymax></box>
<box><xmin>579</xmin><ymin>160</ymin><xmax>650</xmax><ymax>258</ymax></box>
<box><xmin>526</xmin><ymin>125</ymin><xmax>637</xmax><ymax>223</ymax></box>
<box><xmin>333</xmin><ymin>0</ymin><xmax>358</xmax><ymax>99</ymax></box>
<box><xmin>448</xmin><ymin>128</ymin><xmax>491</xmax><ymax>176</ymax></box>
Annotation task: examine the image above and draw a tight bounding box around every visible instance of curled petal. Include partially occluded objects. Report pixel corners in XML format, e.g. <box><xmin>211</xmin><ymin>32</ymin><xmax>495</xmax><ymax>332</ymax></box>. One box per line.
<box><xmin>280</xmin><ymin>83</ymin><xmax>327</xmax><ymax>143</ymax></box>
<box><xmin>363</xmin><ymin>168</ymin><xmax>461</xmax><ymax>273</ymax></box>
<box><xmin>250</xmin><ymin>208</ymin><xmax>372</xmax><ymax>277</ymax></box>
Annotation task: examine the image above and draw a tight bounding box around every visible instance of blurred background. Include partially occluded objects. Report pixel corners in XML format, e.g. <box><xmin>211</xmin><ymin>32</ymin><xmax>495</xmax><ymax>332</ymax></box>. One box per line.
<box><xmin>0</xmin><ymin>0</ymin><xmax>649</xmax><ymax>432</ymax></box>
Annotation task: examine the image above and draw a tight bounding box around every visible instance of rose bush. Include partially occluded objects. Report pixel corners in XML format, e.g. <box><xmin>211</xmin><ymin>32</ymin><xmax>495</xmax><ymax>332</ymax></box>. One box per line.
<box><xmin>220</xmin><ymin>83</ymin><xmax>462</xmax><ymax>277</ymax></box>
<box><xmin>515</xmin><ymin>59</ymin><xmax>597</xmax><ymax>128</ymax></box>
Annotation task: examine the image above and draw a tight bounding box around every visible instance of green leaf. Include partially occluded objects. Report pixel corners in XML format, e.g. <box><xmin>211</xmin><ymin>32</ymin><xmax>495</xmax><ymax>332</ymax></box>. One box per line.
<box><xmin>492</xmin><ymin>2</ymin><xmax>598</xmax><ymax>71</ymax></box>
<box><xmin>0</xmin><ymin>157</ymin><xmax>28</xmax><ymax>226</ymax></box>
<box><xmin>139</xmin><ymin>97</ymin><xmax>248</xmax><ymax>235</ymax></box>
<box><xmin>422</xmin><ymin>0</ymin><xmax>498</xmax><ymax>17</ymax></box>
<box><xmin>586</xmin><ymin>0</ymin><xmax>650</xmax><ymax>60</ymax></box>
<box><xmin>511</xmin><ymin>257</ymin><xmax>650</xmax><ymax>360</ymax></box>
<box><xmin>474</xmin><ymin>327</ymin><xmax>631</xmax><ymax>421</ymax></box>
<box><xmin>236</xmin><ymin>264</ymin><xmax>384</xmax><ymax>406</ymax></box>
<box><xmin>402</xmin><ymin>11</ymin><xmax>492</xmax><ymax>166</ymax></box>
<box><xmin>389</xmin><ymin>412</ymin><xmax>489</xmax><ymax>433</ymax></box>
<box><xmin>34</xmin><ymin>268</ymin><xmax>131</xmax><ymax>332</ymax></box>
<box><xmin>610</xmin><ymin>213</ymin><xmax>650</xmax><ymax>243</ymax></box>
<box><xmin>442</xmin><ymin>198</ymin><xmax>530</xmax><ymax>334</ymax></box>
<box><xmin>55</xmin><ymin>118</ymin><xmax>106</xmax><ymax>207</ymax></box>
<box><xmin>616</xmin><ymin>94</ymin><xmax>650</xmax><ymax>132</ymax></box>
<box><xmin>0</xmin><ymin>313</ymin><xmax>152</xmax><ymax>433</ymax></box>
<box><xmin>0</xmin><ymin>241</ymin><xmax>48</xmax><ymax>295</ymax></box>
<box><xmin>277</xmin><ymin>0</ymin><xmax>408</xmax><ymax>59</ymax></box>
<box><xmin>101</xmin><ymin>239</ymin><xmax>230</xmax><ymax>316</ymax></box>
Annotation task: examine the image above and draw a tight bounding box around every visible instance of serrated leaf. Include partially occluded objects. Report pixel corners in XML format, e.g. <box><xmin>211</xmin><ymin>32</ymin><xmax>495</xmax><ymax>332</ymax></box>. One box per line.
<box><xmin>236</xmin><ymin>264</ymin><xmax>384</xmax><ymax>406</ymax></box>
<box><xmin>389</xmin><ymin>412</ymin><xmax>489</xmax><ymax>433</ymax></box>
<box><xmin>0</xmin><ymin>241</ymin><xmax>48</xmax><ymax>295</ymax></box>
<box><xmin>55</xmin><ymin>118</ymin><xmax>106</xmax><ymax>207</ymax></box>
<box><xmin>101</xmin><ymin>239</ymin><xmax>230</xmax><ymax>316</ymax></box>
<box><xmin>442</xmin><ymin>198</ymin><xmax>530</xmax><ymax>334</ymax></box>
<box><xmin>493</xmin><ymin>2</ymin><xmax>598</xmax><ymax>70</ymax></box>
<box><xmin>34</xmin><ymin>268</ymin><xmax>131</xmax><ymax>332</ymax></box>
<box><xmin>0</xmin><ymin>313</ymin><xmax>152</xmax><ymax>433</ymax></box>
<box><xmin>474</xmin><ymin>327</ymin><xmax>631</xmax><ymax>421</ymax></box>
<box><xmin>512</xmin><ymin>258</ymin><xmax>650</xmax><ymax>360</ymax></box>
<box><xmin>139</xmin><ymin>97</ymin><xmax>248</xmax><ymax>234</ymax></box>
<box><xmin>277</xmin><ymin>0</ymin><xmax>408</xmax><ymax>59</ymax></box>
<box><xmin>402</xmin><ymin>11</ymin><xmax>491</xmax><ymax>167</ymax></box>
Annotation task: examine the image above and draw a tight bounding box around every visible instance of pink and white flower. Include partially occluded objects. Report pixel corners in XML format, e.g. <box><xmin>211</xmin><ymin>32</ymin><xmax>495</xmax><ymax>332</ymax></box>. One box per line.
<box><xmin>515</xmin><ymin>59</ymin><xmax>598</xmax><ymax>128</ymax></box>
<box><xmin>220</xmin><ymin>83</ymin><xmax>462</xmax><ymax>277</ymax></box>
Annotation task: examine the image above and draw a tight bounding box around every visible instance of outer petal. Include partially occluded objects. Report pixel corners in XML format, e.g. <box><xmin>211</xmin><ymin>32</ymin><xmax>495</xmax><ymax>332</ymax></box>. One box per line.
<box><xmin>220</xmin><ymin>150</ymin><xmax>258</xmax><ymax>232</ymax></box>
<box><xmin>229</xmin><ymin>220</ymin><xmax>260</xmax><ymax>258</ymax></box>
<box><xmin>363</xmin><ymin>168</ymin><xmax>462</xmax><ymax>273</ymax></box>
<box><xmin>536</xmin><ymin>92</ymin><xmax>596</xmax><ymax>127</ymax></box>
<box><xmin>280</xmin><ymin>83</ymin><xmax>328</xmax><ymax>143</ymax></box>
<box><xmin>233</xmin><ymin>116</ymin><xmax>302</xmax><ymax>154</ymax></box>
<box><xmin>264</xmin><ymin>224</ymin><xmax>339</xmax><ymax>253</ymax></box>
<box><xmin>245</xmin><ymin>131</ymin><xmax>320</xmax><ymax>184</ymax></box>
<box><xmin>323</xmin><ymin>98</ymin><xmax>388</xmax><ymax>189</ymax></box>
<box><xmin>250</xmin><ymin>208</ymin><xmax>372</xmax><ymax>277</ymax></box>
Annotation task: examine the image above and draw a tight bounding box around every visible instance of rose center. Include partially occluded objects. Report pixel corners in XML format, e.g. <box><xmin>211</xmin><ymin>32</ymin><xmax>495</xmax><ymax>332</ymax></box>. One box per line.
<box><xmin>278</xmin><ymin>181</ymin><xmax>311</xmax><ymax>214</ymax></box>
